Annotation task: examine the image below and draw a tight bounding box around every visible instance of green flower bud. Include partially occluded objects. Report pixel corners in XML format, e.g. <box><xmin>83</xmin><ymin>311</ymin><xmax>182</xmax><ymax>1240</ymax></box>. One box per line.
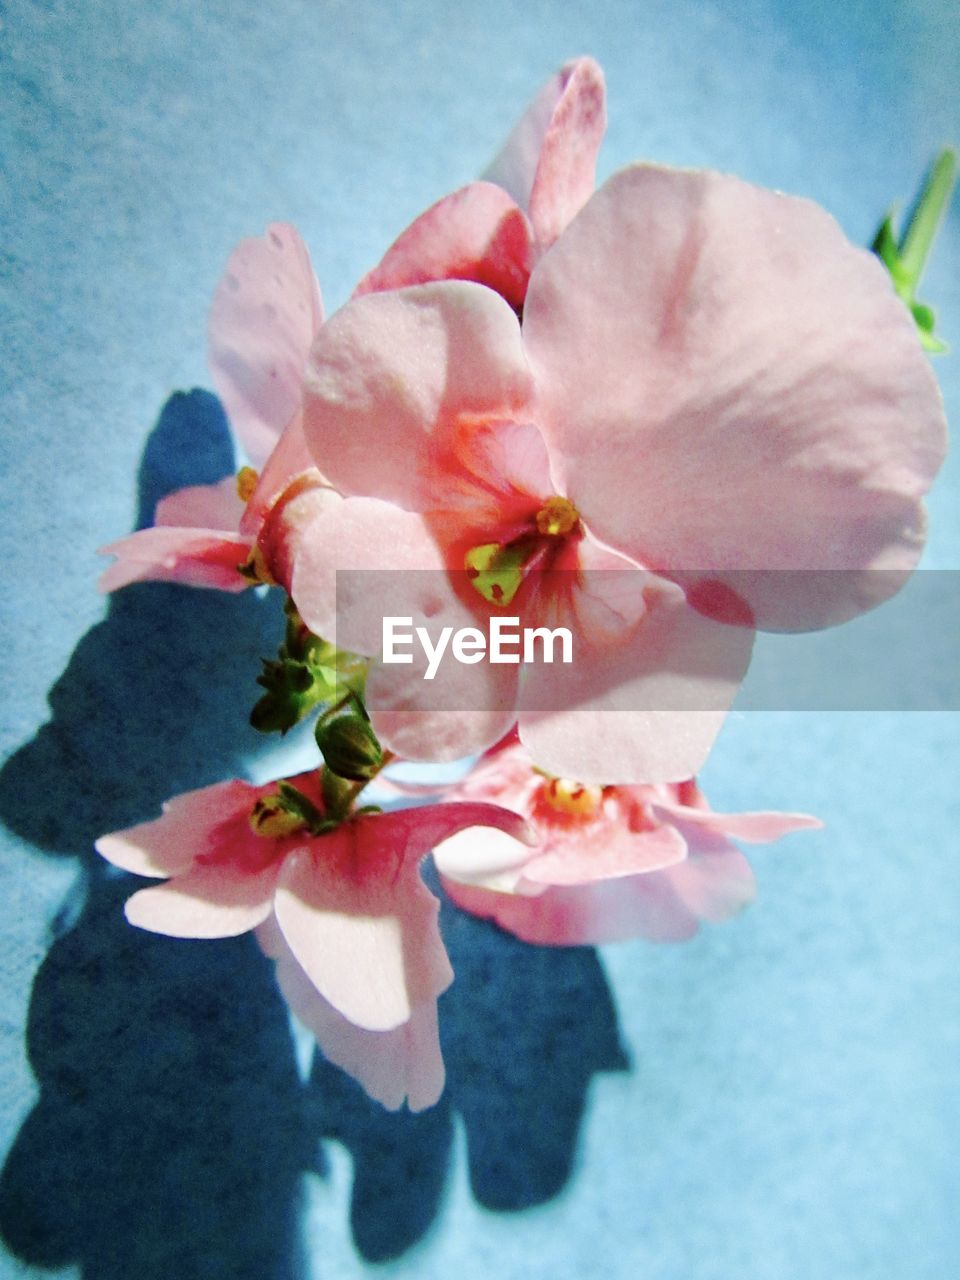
<box><xmin>316</xmin><ymin>713</ymin><xmax>383</xmax><ymax>782</ymax></box>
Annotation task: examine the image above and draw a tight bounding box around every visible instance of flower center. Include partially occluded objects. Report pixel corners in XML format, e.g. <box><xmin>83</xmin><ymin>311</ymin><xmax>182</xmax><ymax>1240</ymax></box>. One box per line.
<box><xmin>249</xmin><ymin>796</ymin><xmax>307</xmax><ymax>839</ymax></box>
<box><xmin>464</xmin><ymin>495</ymin><xmax>581</xmax><ymax>606</ymax></box>
<box><xmin>541</xmin><ymin>776</ymin><xmax>604</xmax><ymax>817</ymax></box>
<box><xmin>535</xmin><ymin>495</ymin><xmax>579</xmax><ymax>537</ymax></box>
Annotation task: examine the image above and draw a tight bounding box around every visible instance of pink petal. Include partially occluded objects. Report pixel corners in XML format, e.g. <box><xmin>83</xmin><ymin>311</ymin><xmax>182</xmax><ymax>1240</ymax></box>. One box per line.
<box><xmin>654</xmin><ymin>801</ymin><xmax>822</xmax><ymax>844</ymax></box>
<box><xmin>258</xmin><ymin>919</ymin><xmax>444</xmax><ymax>1111</ymax></box>
<box><xmin>442</xmin><ymin>873</ymin><xmax>701</xmax><ymax>946</ymax></box>
<box><xmin>354</xmin><ymin>182</ymin><xmax>534</xmax><ymax>312</ymax></box>
<box><xmin>522</xmin><ymin>821</ymin><xmax>686</xmax><ymax>886</ymax></box>
<box><xmin>660</xmin><ymin>847</ymin><xmax>756</xmax><ymax>923</ymax></box>
<box><xmin>255</xmin><ymin>474</ymin><xmax>341</xmax><ymax>593</ymax></box>
<box><xmin>519</xmin><ymin>575</ymin><xmax>753</xmax><ymax>783</ymax></box>
<box><xmin>97</xmin><ymin>526</ymin><xmax>252</xmax><ymax>593</ymax></box>
<box><xmin>209</xmin><ymin>223</ymin><xmax>323</xmax><ymax>467</ymax></box>
<box><xmin>95</xmin><ymin>779</ymin><xmax>265</xmax><ymax>877</ymax></box>
<box><xmin>301</xmin><ymin>282</ymin><xmax>534</xmax><ymax>510</ymax></box>
<box><xmin>124</xmin><ymin>863</ymin><xmax>279</xmax><ymax>938</ymax></box>
<box><xmin>524</xmin><ymin>165</ymin><xmax>947</xmax><ymax>631</ymax></box>
<box><xmin>289</xmin><ymin>497</ymin><xmax>450</xmax><ymax>651</ymax></box>
<box><xmin>155</xmin><ymin>477</ymin><xmax>246</xmax><ymax>531</ymax></box>
<box><xmin>238</xmin><ymin>409</ymin><xmax>319</xmax><ymax>538</ymax></box>
<box><xmin>483</xmin><ymin>57</ymin><xmax>606</xmax><ymax>247</ymax></box>
<box><xmin>274</xmin><ymin>803</ymin><xmax>532</xmax><ymax>1031</ymax></box>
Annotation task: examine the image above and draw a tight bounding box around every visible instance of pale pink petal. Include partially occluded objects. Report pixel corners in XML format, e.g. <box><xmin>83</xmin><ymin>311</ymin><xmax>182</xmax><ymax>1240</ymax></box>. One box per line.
<box><xmin>301</xmin><ymin>282</ymin><xmax>534</xmax><ymax>510</ymax></box>
<box><xmin>124</xmin><ymin>862</ymin><xmax>279</xmax><ymax>938</ymax></box>
<box><xmin>654</xmin><ymin>801</ymin><xmax>822</xmax><ymax>844</ymax></box>
<box><xmin>274</xmin><ymin>803</ymin><xmax>531</xmax><ymax>1031</ymax></box>
<box><xmin>483</xmin><ymin>57</ymin><xmax>606</xmax><ymax>247</ymax></box>
<box><xmin>660</xmin><ymin>847</ymin><xmax>757</xmax><ymax>923</ymax></box>
<box><xmin>95</xmin><ymin>779</ymin><xmax>264</xmax><ymax>877</ymax></box>
<box><xmin>209</xmin><ymin>223</ymin><xmax>323</xmax><ymax>467</ymax></box>
<box><xmin>258</xmin><ymin>920</ymin><xmax>444</xmax><ymax>1111</ymax></box>
<box><xmin>442</xmin><ymin>872</ymin><xmax>701</xmax><ymax>946</ymax></box>
<box><xmin>522</xmin><ymin>821</ymin><xmax>686</xmax><ymax>886</ymax></box>
<box><xmin>154</xmin><ymin>477</ymin><xmax>246</xmax><ymax>531</ymax></box>
<box><xmin>431</xmin><ymin>823</ymin><xmax>536</xmax><ymax>893</ymax></box>
<box><xmin>519</xmin><ymin>575</ymin><xmax>753</xmax><ymax>783</ymax></box>
<box><xmin>289</xmin><ymin>497</ymin><xmax>449</xmax><ymax>651</ymax></box>
<box><xmin>354</xmin><ymin>182</ymin><xmax>534</xmax><ymax>312</ymax></box>
<box><xmin>364</xmin><ymin>646</ymin><xmax>521</xmax><ymax>764</ymax></box>
<box><xmin>97</xmin><ymin>527</ymin><xmax>252</xmax><ymax>593</ymax></box>
<box><xmin>524</xmin><ymin>165</ymin><xmax>947</xmax><ymax>631</ymax></box>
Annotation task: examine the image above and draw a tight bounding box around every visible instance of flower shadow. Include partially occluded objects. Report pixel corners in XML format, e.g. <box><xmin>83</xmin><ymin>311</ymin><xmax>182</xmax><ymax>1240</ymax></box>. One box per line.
<box><xmin>0</xmin><ymin>390</ymin><xmax>317</xmax><ymax>1279</ymax></box>
<box><xmin>0</xmin><ymin>389</ymin><xmax>629</xmax><ymax>1273</ymax></box>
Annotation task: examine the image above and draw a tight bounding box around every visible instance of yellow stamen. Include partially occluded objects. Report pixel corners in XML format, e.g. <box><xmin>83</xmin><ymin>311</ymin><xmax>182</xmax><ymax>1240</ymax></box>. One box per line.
<box><xmin>249</xmin><ymin>797</ymin><xmax>306</xmax><ymax>839</ymax></box>
<box><xmin>236</xmin><ymin>466</ymin><xmax>259</xmax><ymax>503</ymax></box>
<box><xmin>543</xmin><ymin>776</ymin><xmax>603</xmax><ymax>817</ymax></box>
<box><xmin>535</xmin><ymin>495</ymin><xmax>579</xmax><ymax>537</ymax></box>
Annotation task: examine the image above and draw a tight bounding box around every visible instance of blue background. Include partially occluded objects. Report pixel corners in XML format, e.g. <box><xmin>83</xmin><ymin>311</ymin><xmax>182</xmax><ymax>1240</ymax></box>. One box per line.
<box><xmin>1</xmin><ymin>2</ymin><xmax>958</xmax><ymax>1277</ymax></box>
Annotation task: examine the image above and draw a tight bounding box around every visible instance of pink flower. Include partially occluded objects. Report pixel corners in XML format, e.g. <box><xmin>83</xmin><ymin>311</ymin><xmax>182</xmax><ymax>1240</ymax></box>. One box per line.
<box><xmin>98</xmin><ymin>223</ymin><xmax>330</xmax><ymax>594</ymax></box>
<box><xmin>95</xmin><ymin>774</ymin><xmax>533</xmax><ymax>1111</ymax></box>
<box><xmin>285</xmin><ymin>164</ymin><xmax>946</xmax><ymax>783</ymax></box>
<box><xmin>354</xmin><ymin>57</ymin><xmax>606</xmax><ymax>311</ymax></box>
<box><xmin>431</xmin><ymin>734</ymin><xmax>822</xmax><ymax>945</ymax></box>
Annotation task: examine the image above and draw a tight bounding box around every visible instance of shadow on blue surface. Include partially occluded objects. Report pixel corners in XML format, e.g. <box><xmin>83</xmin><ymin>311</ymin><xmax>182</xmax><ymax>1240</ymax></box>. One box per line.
<box><xmin>0</xmin><ymin>391</ymin><xmax>628</xmax><ymax>1276</ymax></box>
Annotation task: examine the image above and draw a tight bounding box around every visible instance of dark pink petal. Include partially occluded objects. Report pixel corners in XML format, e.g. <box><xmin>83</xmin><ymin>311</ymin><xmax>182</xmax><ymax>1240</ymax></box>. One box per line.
<box><xmin>95</xmin><ymin>779</ymin><xmax>266</xmax><ymax>877</ymax></box>
<box><xmin>257</xmin><ymin>918</ymin><xmax>444</xmax><ymax>1111</ymax></box>
<box><xmin>519</xmin><ymin>576</ymin><xmax>754</xmax><ymax>783</ymax></box>
<box><xmin>354</xmin><ymin>182</ymin><xmax>534</xmax><ymax>312</ymax></box>
<box><xmin>155</xmin><ymin>477</ymin><xmax>246</xmax><ymax>531</ymax></box>
<box><xmin>524</xmin><ymin>165</ymin><xmax>947</xmax><ymax>630</ymax></box>
<box><xmin>209</xmin><ymin>223</ymin><xmax>323</xmax><ymax>467</ymax></box>
<box><xmin>483</xmin><ymin>57</ymin><xmax>606</xmax><ymax>247</ymax></box>
<box><xmin>124</xmin><ymin>862</ymin><xmax>279</xmax><ymax>938</ymax></box>
<box><xmin>274</xmin><ymin>802</ymin><xmax>532</xmax><ymax>1030</ymax></box>
<box><xmin>97</xmin><ymin>527</ymin><xmax>251</xmax><ymax>593</ymax></box>
<box><xmin>301</xmin><ymin>282</ymin><xmax>535</xmax><ymax>510</ymax></box>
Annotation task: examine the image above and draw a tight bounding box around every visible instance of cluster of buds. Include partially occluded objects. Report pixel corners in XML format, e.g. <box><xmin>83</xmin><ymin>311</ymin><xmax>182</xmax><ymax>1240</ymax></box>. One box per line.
<box><xmin>96</xmin><ymin>59</ymin><xmax>950</xmax><ymax>1109</ymax></box>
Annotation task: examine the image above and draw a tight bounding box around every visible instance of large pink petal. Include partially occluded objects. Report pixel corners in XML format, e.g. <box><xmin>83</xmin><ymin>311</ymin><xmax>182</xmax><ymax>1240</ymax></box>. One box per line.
<box><xmin>97</xmin><ymin>526</ymin><xmax>251</xmax><ymax>593</ymax></box>
<box><xmin>124</xmin><ymin>862</ymin><xmax>279</xmax><ymax>938</ymax></box>
<box><xmin>301</xmin><ymin>282</ymin><xmax>534</xmax><ymax>510</ymax></box>
<box><xmin>274</xmin><ymin>803</ymin><xmax>531</xmax><ymax>1031</ymax></box>
<box><xmin>289</xmin><ymin>497</ymin><xmax>450</xmax><ymax>651</ymax></box>
<box><xmin>258</xmin><ymin>919</ymin><xmax>444</xmax><ymax>1111</ymax></box>
<box><xmin>524</xmin><ymin>165</ymin><xmax>947</xmax><ymax>631</ymax></box>
<box><xmin>354</xmin><ymin>182</ymin><xmax>534</xmax><ymax>313</ymax></box>
<box><xmin>209</xmin><ymin>223</ymin><xmax>323</xmax><ymax>467</ymax></box>
<box><xmin>155</xmin><ymin>477</ymin><xmax>246</xmax><ymax>531</ymax></box>
<box><xmin>519</xmin><ymin>575</ymin><xmax>753</xmax><ymax>783</ymax></box>
<box><xmin>483</xmin><ymin>57</ymin><xmax>606</xmax><ymax>247</ymax></box>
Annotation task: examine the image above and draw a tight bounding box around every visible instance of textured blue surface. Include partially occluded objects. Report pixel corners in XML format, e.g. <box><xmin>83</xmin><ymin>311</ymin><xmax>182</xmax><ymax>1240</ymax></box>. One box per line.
<box><xmin>1</xmin><ymin>2</ymin><xmax>958</xmax><ymax>1277</ymax></box>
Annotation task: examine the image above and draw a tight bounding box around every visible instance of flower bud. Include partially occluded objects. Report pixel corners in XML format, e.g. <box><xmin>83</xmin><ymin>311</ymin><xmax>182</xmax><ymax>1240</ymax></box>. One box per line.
<box><xmin>316</xmin><ymin>713</ymin><xmax>382</xmax><ymax>782</ymax></box>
